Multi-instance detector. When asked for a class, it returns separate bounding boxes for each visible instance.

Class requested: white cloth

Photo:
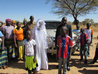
[32,19,48,71]
[85,29,91,42]
[23,39,36,56]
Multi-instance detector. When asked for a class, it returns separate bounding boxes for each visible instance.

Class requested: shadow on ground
[70,59,98,68]
[78,68,98,74]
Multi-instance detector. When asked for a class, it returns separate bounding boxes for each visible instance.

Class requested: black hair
[62,17,67,21]
[87,23,91,26]
[80,28,85,33]
[16,22,19,26]
[30,16,34,19]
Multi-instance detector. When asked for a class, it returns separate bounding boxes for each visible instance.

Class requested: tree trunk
[73,17,79,30]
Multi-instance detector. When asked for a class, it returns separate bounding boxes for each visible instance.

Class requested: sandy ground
[0,32,98,74]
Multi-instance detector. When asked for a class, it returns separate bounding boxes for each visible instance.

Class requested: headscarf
[12,20,15,23]
[6,19,11,23]
[32,19,48,50]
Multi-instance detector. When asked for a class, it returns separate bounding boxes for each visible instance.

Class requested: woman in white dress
[32,19,48,71]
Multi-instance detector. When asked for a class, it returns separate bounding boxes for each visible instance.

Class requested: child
[80,28,89,64]
[0,31,8,69]
[23,30,37,74]
[57,26,73,74]
[13,22,24,60]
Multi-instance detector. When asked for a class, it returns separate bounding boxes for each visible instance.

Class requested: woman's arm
[2,36,4,50]
[14,33,17,47]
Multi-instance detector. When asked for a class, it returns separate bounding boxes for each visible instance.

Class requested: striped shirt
[80,33,89,46]
[57,35,73,59]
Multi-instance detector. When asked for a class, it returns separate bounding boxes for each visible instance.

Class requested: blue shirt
[0,31,3,37]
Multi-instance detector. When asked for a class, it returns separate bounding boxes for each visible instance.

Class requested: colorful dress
[0,31,8,68]
[13,28,24,59]
[23,39,37,71]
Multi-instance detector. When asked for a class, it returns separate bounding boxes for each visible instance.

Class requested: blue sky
[0,0,98,23]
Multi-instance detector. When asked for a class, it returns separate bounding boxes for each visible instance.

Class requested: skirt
[25,55,37,71]
[17,40,24,59]
[5,39,15,58]
[0,49,8,67]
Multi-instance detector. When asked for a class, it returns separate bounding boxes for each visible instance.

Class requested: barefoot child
[23,30,37,74]
[57,26,73,74]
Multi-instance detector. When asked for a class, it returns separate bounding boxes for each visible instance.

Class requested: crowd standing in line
[0,16,97,74]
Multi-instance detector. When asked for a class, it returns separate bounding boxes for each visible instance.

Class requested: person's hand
[33,58,36,63]
[15,44,17,47]
[2,47,4,51]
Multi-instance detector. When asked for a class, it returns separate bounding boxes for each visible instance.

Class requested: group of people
[0,16,97,74]
[0,16,48,74]
[55,17,98,74]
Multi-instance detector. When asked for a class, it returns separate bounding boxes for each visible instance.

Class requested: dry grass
[71,24,98,32]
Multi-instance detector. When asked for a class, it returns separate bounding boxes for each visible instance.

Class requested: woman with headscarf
[32,19,48,71]
[11,20,17,28]
[2,19,15,62]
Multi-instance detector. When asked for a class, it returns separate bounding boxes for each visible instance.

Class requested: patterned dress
[0,31,8,68]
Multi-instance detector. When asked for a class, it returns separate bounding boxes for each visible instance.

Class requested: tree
[82,18,94,25]
[48,0,98,29]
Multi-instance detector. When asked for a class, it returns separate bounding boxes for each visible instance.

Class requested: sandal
[2,66,6,69]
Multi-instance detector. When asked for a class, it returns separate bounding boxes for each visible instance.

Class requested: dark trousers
[93,48,98,62]
[80,45,88,61]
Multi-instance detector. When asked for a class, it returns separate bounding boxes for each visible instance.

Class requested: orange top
[13,28,24,40]
[90,28,93,35]
[86,28,93,35]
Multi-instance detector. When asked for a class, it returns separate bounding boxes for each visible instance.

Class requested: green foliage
[52,0,98,17]
[82,18,94,25]
[49,0,98,27]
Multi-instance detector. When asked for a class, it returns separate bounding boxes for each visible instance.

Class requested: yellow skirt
[25,55,37,70]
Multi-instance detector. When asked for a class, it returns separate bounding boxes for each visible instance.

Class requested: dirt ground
[0,32,98,74]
